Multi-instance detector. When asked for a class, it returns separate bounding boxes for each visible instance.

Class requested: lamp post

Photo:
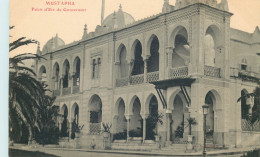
[202,104,209,157]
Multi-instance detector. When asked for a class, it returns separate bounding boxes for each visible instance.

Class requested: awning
[150,77,196,109]
[150,78,196,90]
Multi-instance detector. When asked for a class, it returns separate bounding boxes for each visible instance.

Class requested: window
[241,58,247,71]
[92,59,96,79]
[97,58,101,78]
[92,57,101,79]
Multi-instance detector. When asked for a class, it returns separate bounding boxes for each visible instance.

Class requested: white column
[166,47,173,79]
[70,73,73,94]
[166,109,172,142]
[144,59,148,83]
[60,75,63,96]
[142,115,148,143]
[125,115,131,142]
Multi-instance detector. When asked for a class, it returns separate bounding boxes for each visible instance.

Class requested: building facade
[35,0,260,149]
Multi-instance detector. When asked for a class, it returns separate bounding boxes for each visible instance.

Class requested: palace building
[35,0,260,150]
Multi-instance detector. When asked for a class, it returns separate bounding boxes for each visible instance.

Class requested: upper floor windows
[73,57,81,86]
[92,57,101,79]
[62,60,70,88]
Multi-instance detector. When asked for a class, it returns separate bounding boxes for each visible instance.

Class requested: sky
[9,0,260,58]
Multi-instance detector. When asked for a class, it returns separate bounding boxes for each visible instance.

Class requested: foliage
[145,113,164,140]
[129,129,142,137]
[60,119,69,138]
[241,149,260,157]
[35,104,59,145]
[102,122,112,133]
[185,117,197,135]
[113,130,127,141]
[9,26,57,144]
[71,120,84,139]
[175,122,184,138]
[236,73,260,84]
[238,87,260,124]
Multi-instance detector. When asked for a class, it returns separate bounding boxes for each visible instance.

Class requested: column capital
[165,108,173,114]
[142,55,150,61]
[141,114,149,120]
[127,59,134,65]
[166,47,173,54]
[125,114,132,120]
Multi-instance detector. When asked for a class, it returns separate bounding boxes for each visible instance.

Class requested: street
[10,148,245,157]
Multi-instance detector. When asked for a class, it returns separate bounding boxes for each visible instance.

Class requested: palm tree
[9,26,54,144]
[237,86,260,124]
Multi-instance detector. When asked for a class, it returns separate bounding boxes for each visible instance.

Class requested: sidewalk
[10,144,260,157]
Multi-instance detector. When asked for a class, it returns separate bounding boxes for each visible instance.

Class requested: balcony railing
[230,68,260,79]
[204,66,221,78]
[147,71,159,82]
[89,123,101,134]
[73,86,80,94]
[242,119,260,132]
[130,74,144,85]
[116,77,129,87]
[62,87,71,95]
[169,66,189,79]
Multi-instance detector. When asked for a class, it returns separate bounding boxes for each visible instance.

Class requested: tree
[9,26,56,144]
[185,117,197,136]
[238,86,260,124]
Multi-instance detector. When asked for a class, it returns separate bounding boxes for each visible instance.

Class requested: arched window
[97,58,101,78]
[147,36,159,72]
[131,41,144,75]
[39,66,47,82]
[204,34,215,67]
[62,60,70,88]
[53,63,60,90]
[92,58,101,79]
[92,59,96,79]
[119,46,128,78]
[73,58,80,86]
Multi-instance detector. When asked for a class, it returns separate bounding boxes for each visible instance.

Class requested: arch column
[69,72,73,94]
[58,116,63,132]
[166,109,172,143]
[141,114,149,143]
[68,118,73,141]
[143,59,148,83]
[112,115,119,134]
[60,75,64,96]
[127,60,133,85]
[125,115,131,141]
[166,47,173,79]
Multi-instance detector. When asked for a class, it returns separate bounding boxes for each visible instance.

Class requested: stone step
[161,144,187,152]
[111,143,158,151]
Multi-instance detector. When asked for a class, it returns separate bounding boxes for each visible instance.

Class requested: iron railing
[169,66,189,79]
[115,77,129,87]
[130,74,144,85]
[204,66,221,78]
[147,71,159,82]
[89,123,101,134]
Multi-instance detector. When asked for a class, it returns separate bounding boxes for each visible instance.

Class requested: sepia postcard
[8,0,260,157]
